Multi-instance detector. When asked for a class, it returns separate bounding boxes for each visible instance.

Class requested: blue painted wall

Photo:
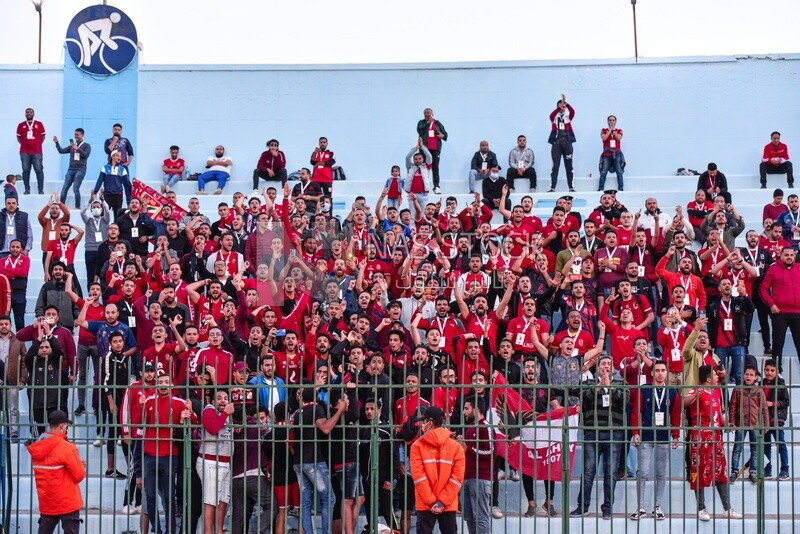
[1,56,799,189]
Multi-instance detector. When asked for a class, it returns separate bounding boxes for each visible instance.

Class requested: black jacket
[116,212,156,256]
[707,296,754,347]
[763,376,790,425]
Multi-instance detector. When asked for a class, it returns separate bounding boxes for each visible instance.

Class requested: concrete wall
[2,56,799,187]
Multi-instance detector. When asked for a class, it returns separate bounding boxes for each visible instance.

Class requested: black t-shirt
[292,402,328,466]
[270,424,297,485]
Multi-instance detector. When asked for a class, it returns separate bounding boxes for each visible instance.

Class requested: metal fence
[5,364,798,534]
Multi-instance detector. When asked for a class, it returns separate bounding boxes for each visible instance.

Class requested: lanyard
[573,300,585,313]
[746,248,758,265]
[720,300,731,317]
[58,240,69,258]
[5,215,14,228]
[299,181,310,195]
[710,248,720,266]
[435,317,448,334]
[26,120,34,132]
[679,275,691,291]
[585,237,596,251]
[668,327,680,347]
[605,247,617,260]
[653,387,666,411]
[6,256,20,270]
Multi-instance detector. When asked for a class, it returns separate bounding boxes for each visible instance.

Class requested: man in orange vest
[410,406,465,534]
[28,410,86,534]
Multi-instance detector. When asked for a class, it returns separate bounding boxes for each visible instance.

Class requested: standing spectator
[759,131,793,188]
[25,331,63,436]
[762,358,790,479]
[404,142,433,210]
[80,193,111,286]
[684,365,742,521]
[198,390,234,534]
[141,373,196,534]
[310,136,336,197]
[706,278,753,385]
[595,230,629,293]
[570,354,627,519]
[3,174,19,201]
[27,410,85,534]
[776,193,800,251]
[0,315,27,439]
[416,108,447,194]
[93,150,129,219]
[740,230,775,353]
[409,406,465,534]
[231,408,273,534]
[460,393,493,534]
[196,145,233,195]
[248,354,286,414]
[701,206,745,252]
[759,246,800,373]
[467,140,498,195]
[291,167,323,216]
[270,402,300,534]
[686,190,715,245]
[116,199,156,261]
[34,262,81,330]
[44,223,84,279]
[54,129,91,208]
[161,145,185,193]
[16,107,46,195]
[547,93,576,192]
[253,139,287,190]
[0,197,33,258]
[629,360,681,521]
[728,365,770,484]
[0,239,30,330]
[598,115,624,191]
[37,195,70,265]
[104,123,134,203]
[358,398,397,533]
[506,134,536,192]
[697,163,730,204]
[762,188,788,224]
[64,276,105,419]
[99,331,129,479]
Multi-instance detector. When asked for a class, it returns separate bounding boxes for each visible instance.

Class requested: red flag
[132,179,189,222]
[489,373,579,481]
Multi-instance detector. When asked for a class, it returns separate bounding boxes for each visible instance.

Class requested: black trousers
[550,142,574,189]
[752,281,771,350]
[506,167,537,189]
[430,149,441,188]
[105,193,123,222]
[760,161,794,186]
[363,478,395,530]
[771,312,800,372]
[38,510,81,534]
[416,511,457,534]
[10,293,25,332]
[253,168,287,189]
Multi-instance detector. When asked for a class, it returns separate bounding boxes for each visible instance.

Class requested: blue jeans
[715,345,745,385]
[577,430,623,515]
[144,454,178,534]
[731,429,758,471]
[198,170,229,191]
[20,152,44,193]
[61,168,86,208]
[462,478,491,534]
[765,423,790,474]
[162,173,182,188]
[599,153,624,190]
[293,462,334,534]
[468,169,484,193]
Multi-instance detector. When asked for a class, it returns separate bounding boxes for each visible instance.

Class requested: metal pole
[37,9,42,64]
[561,411,570,534]
[757,431,765,532]
[631,0,639,63]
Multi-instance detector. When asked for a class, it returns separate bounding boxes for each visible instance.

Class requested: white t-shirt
[207,156,233,173]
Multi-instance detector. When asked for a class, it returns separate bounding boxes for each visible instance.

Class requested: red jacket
[760,261,800,314]
[28,432,85,515]
[762,142,790,164]
[142,394,196,457]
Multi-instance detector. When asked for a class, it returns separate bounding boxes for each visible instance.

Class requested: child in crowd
[728,365,770,484]
[3,174,19,201]
[762,359,790,479]
[384,165,404,208]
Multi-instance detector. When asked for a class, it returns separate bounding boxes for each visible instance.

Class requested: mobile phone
[69,139,74,144]
[46,317,55,325]
[699,310,706,319]
[275,329,287,337]
[289,250,296,258]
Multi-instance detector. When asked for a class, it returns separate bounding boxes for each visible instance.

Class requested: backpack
[332,166,347,181]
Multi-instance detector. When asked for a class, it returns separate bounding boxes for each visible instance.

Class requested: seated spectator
[253,139,287,191]
[598,115,624,191]
[696,162,730,204]
[506,135,536,192]
[468,141,498,194]
[763,188,788,224]
[760,131,793,188]
[161,145,185,193]
[687,189,715,245]
[197,145,232,195]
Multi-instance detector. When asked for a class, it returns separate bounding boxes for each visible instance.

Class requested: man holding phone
[54,129,91,209]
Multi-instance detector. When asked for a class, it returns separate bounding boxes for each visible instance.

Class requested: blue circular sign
[64,5,137,76]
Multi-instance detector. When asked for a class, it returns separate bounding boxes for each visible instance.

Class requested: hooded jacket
[409,426,465,512]
[28,432,85,515]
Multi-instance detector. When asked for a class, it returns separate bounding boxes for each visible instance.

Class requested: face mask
[490,172,499,180]
[91,207,102,217]
[322,203,331,212]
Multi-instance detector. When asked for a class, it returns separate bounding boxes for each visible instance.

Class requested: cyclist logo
[65,5,137,76]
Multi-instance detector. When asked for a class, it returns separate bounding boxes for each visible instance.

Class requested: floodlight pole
[631,0,639,63]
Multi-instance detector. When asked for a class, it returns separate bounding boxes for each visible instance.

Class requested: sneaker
[23,190,30,195]
[654,507,665,520]
[569,188,576,193]
[698,509,711,522]
[569,508,588,518]
[729,471,738,484]
[120,504,140,514]
[548,188,556,193]
[779,471,790,480]
[433,187,442,194]
[749,470,758,484]
[510,469,520,481]
[615,469,627,481]
[286,506,299,517]
[722,509,743,519]
[8,433,19,441]
[524,504,537,517]
[629,509,647,521]
[760,185,767,189]
[252,189,259,195]
[93,438,104,447]
[602,510,612,520]
[764,347,772,355]
[160,184,166,193]
[164,186,171,194]
[491,506,504,519]
[105,469,127,480]
[74,405,86,416]
[497,470,506,480]
[546,504,558,517]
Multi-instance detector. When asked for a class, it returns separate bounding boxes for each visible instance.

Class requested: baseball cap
[233,361,250,373]
[48,410,71,426]
[420,406,444,426]
[143,361,156,372]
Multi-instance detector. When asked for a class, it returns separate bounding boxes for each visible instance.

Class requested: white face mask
[490,172,500,180]
[91,207,102,217]
[322,203,331,212]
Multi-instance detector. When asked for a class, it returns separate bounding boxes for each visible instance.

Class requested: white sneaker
[120,505,140,515]
[491,506,504,519]
[93,438,104,447]
[698,509,711,522]
[510,470,520,481]
[496,470,506,480]
[722,509,743,519]
[433,187,442,194]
